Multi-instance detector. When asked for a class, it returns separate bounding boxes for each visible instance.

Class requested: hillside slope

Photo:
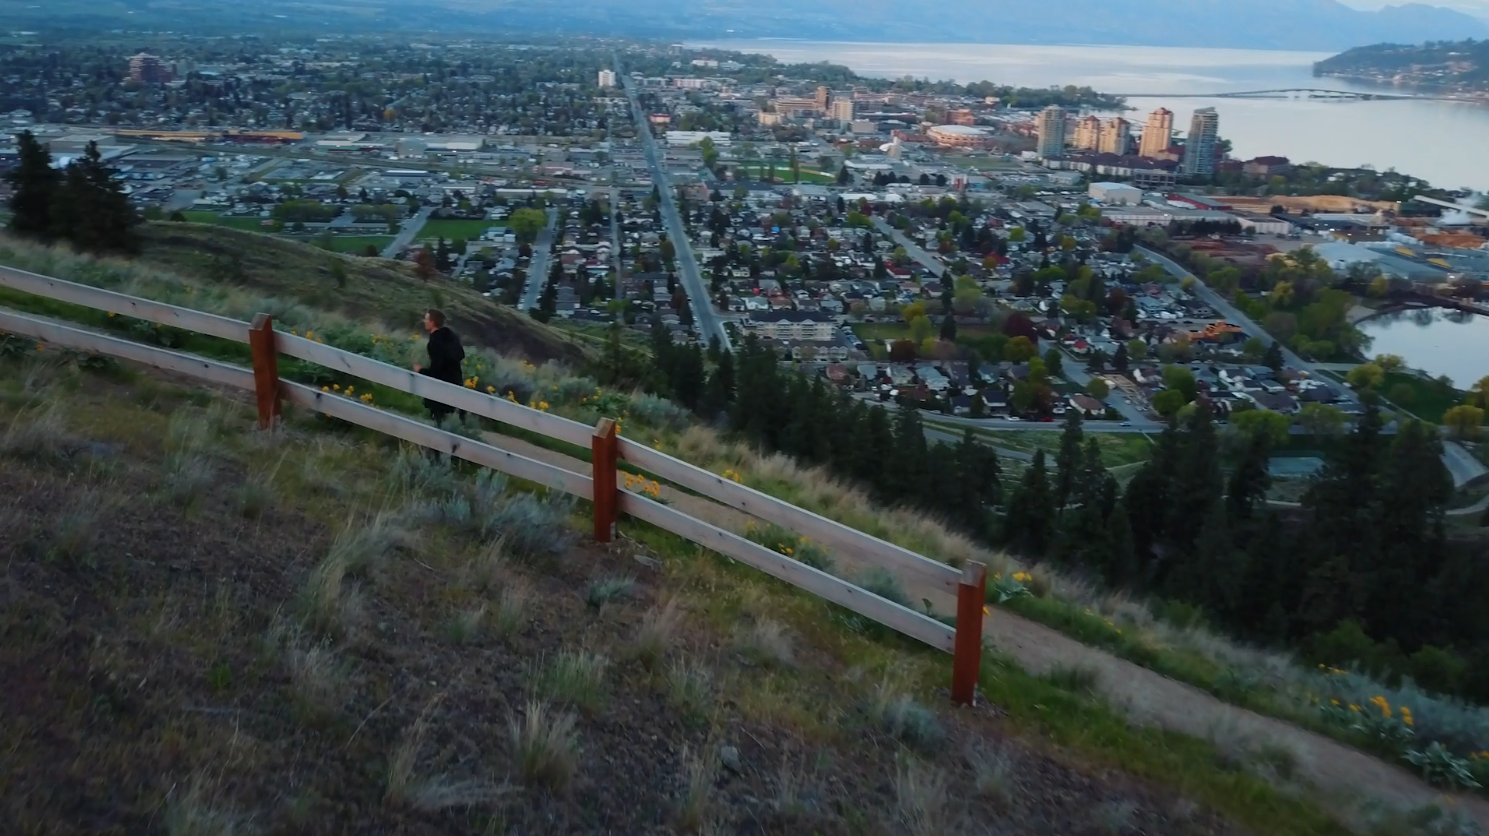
[136,222,592,368]
[0,353,1263,835]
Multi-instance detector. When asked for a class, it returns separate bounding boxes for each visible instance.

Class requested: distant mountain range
[18,0,1489,52]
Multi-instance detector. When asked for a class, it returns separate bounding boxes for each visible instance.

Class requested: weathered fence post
[248,313,281,431]
[951,561,987,706]
[592,418,619,542]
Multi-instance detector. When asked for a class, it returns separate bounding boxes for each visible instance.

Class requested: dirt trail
[487,432,1489,828]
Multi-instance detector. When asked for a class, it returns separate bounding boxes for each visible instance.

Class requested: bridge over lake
[1113,88,1450,101]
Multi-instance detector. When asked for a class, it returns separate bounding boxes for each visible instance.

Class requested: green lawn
[418,219,496,242]
[1379,370,1462,423]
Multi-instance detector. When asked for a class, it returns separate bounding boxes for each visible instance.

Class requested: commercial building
[830,98,855,123]
[1035,105,1067,158]
[926,124,993,149]
[128,53,172,84]
[1243,156,1292,176]
[816,86,831,111]
[1089,182,1141,205]
[1182,107,1220,177]
[597,69,617,88]
[1138,107,1173,158]
[1234,212,1294,235]
[664,130,732,147]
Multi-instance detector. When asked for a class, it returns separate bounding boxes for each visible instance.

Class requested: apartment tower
[1035,105,1067,158]
[1182,107,1220,176]
[1138,107,1173,158]
[1073,115,1102,151]
[128,53,171,84]
[1098,117,1132,155]
[597,69,618,88]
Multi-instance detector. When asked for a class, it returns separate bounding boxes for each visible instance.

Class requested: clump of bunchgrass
[965,743,1016,803]
[386,693,443,807]
[508,700,579,791]
[666,657,714,724]
[490,577,531,640]
[442,603,486,645]
[867,681,945,750]
[237,472,274,519]
[745,523,833,572]
[585,575,636,611]
[46,489,108,565]
[285,636,345,726]
[632,599,684,670]
[531,649,609,713]
[1044,663,1101,697]
[732,619,795,669]
[676,744,718,832]
[893,757,952,836]
[1093,799,1139,834]
[0,398,78,461]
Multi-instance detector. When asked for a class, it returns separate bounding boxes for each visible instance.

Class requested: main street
[519,207,560,311]
[381,206,433,258]
[618,68,730,349]
[872,217,945,279]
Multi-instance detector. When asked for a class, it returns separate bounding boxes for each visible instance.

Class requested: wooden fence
[0,264,987,703]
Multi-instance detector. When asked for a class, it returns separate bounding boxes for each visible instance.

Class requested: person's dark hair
[425,308,447,328]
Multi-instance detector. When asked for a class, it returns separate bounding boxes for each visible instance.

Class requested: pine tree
[1053,410,1084,515]
[68,141,140,253]
[1104,500,1137,585]
[1226,430,1272,523]
[5,130,60,240]
[939,314,957,342]
[1005,449,1054,558]
[700,349,735,421]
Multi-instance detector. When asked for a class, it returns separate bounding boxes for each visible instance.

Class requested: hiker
[413,308,465,425]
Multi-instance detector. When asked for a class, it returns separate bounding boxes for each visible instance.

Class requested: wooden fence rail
[0,267,985,702]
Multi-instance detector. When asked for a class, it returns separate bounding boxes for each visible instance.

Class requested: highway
[381,206,433,258]
[872,217,945,278]
[618,67,730,349]
[519,207,560,311]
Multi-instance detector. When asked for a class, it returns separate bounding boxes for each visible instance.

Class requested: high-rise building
[597,69,618,88]
[1098,117,1132,155]
[128,53,172,84]
[1035,105,1067,158]
[1073,115,1102,151]
[1138,107,1173,158]
[1182,107,1220,176]
[829,98,855,123]
[815,85,830,111]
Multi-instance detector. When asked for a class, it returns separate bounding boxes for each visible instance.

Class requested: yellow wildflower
[333,384,341,391]
[486,385,496,394]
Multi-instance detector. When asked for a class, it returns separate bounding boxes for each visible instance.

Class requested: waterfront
[696,41,1489,191]
[1359,308,1489,388]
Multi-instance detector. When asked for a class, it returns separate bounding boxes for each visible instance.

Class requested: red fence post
[592,418,618,542]
[951,561,987,706]
[248,313,281,431]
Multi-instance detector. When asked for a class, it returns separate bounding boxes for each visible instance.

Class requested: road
[618,66,730,349]
[382,206,433,259]
[1054,347,1158,428]
[872,217,944,279]
[608,185,624,283]
[1442,440,1489,488]
[1134,245,1350,400]
[519,207,560,311]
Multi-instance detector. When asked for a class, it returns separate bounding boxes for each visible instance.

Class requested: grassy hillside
[135,222,591,367]
[1,352,1310,836]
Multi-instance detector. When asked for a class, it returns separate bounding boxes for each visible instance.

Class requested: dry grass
[632,598,684,670]
[666,657,714,724]
[965,742,1016,804]
[1094,798,1139,834]
[285,636,344,726]
[163,774,240,836]
[866,680,945,751]
[0,398,77,462]
[732,618,795,669]
[893,757,954,836]
[385,693,444,807]
[508,700,579,791]
[676,744,718,832]
[489,576,531,639]
[45,486,111,565]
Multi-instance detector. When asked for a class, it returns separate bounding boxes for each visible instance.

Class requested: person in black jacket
[413,308,465,425]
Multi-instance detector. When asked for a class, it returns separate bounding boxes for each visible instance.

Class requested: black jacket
[421,326,465,385]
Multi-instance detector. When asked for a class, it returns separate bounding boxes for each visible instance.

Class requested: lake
[694,40,1489,192]
[1359,308,1489,388]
